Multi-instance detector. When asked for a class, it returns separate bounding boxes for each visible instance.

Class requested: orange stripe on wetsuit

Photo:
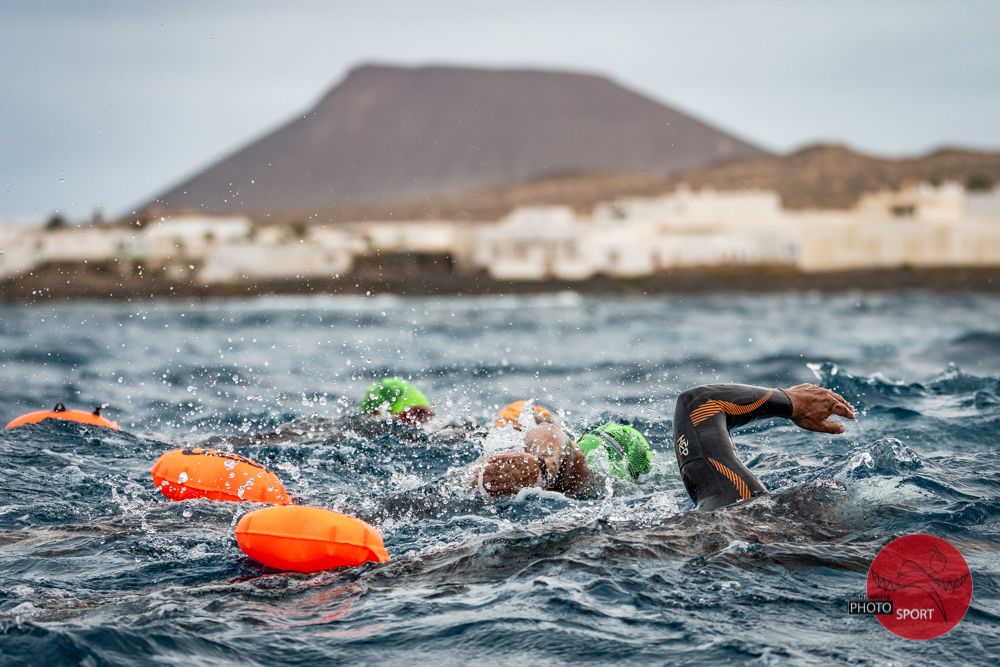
[707,457,752,501]
[673,384,793,510]
[689,391,773,427]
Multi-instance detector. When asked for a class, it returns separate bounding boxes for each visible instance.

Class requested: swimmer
[674,383,855,510]
[472,420,654,497]
[359,377,434,426]
[472,383,853,508]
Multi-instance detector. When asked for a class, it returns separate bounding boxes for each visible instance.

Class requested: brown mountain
[147,63,767,216]
[297,143,997,223]
[665,143,1000,209]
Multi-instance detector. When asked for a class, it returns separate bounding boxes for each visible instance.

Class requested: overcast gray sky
[2,0,998,220]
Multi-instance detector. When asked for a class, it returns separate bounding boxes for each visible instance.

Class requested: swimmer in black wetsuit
[674,383,855,510]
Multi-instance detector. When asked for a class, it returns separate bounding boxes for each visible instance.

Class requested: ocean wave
[1,294,998,665]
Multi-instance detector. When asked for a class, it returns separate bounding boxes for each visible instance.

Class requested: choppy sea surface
[1,292,998,666]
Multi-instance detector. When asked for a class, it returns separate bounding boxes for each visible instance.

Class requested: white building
[967,188,1000,220]
[36,225,129,263]
[141,215,251,261]
[591,188,794,271]
[355,221,459,255]
[655,232,797,268]
[199,224,357,284]
[199,240,353,284]
[794,183,1000,272]
[470,206,602,280]
[955,221,1000,266]
[595,187,784,233]
[853,182,965,224]
[0,223,43,279]
[468,192,797,280]
[312,226,367,255]
[584,223,658,277]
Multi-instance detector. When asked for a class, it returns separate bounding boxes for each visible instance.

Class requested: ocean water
[0,292,998,666]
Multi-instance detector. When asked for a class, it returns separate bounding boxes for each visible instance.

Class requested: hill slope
[149,63,767,215]
[294,143,998,223]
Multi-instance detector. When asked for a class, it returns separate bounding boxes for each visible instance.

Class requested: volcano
[149,63,767,216]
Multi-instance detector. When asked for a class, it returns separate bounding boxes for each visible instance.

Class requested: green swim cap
[358,378,430,415]
[577,423,653,481]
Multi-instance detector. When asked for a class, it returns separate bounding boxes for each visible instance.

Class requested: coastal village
[5,63,1000,297]
[1,181,999,293]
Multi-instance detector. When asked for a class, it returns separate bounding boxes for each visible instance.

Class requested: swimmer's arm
[521,424,591,495]
[471,422,593,497]
[677,383,855,433]
[471,452,555,496]
[783,383,856,433]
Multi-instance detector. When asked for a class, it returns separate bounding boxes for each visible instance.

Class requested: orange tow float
[235,506,390,572]
[150,448,390,572]
[6,403,120,430]
[151,448,291,505]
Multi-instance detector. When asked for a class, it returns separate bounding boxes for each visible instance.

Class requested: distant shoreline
[1,264,998,302]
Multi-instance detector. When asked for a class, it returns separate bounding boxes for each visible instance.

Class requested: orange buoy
[495,400,553,428]
[151,448,290,505]
[5,403,120,430]
[235,506,390,572]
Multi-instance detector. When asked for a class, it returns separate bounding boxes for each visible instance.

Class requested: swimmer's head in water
[577,423,653,481]
[358,378,433,425]
[496,400,555,430]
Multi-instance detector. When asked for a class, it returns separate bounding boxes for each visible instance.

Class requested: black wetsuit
[673,384,793,510]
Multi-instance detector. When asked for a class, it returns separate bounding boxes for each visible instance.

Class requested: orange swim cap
[151,448,291,505]
[495,400,553,429]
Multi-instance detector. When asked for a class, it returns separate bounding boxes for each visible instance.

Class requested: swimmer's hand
[784,383,856,434]
[471,453,543,496]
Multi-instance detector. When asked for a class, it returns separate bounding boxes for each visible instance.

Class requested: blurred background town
[2,3,999,298]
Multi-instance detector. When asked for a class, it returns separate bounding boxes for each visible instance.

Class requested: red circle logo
[867,533,973,640]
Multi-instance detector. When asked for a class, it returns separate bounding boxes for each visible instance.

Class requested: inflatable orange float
[235,506,389,572]
[151,448,290,505]
[495,400,553,429]
[6,403,120,430]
